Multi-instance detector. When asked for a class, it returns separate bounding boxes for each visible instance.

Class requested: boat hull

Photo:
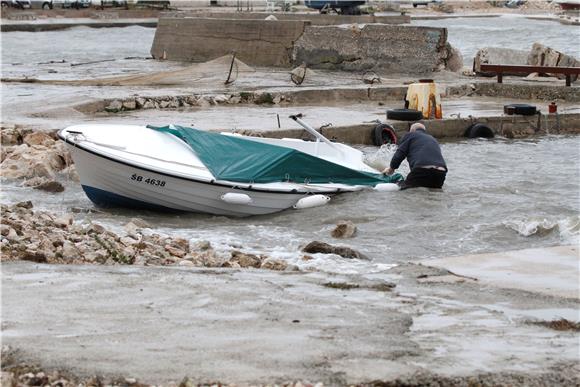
[68,144,311,217]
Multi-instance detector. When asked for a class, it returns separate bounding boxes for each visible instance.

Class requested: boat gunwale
[57,130,346,195]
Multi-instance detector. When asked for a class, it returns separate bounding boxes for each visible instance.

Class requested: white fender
[293,195,330,209]
[221,192,253,205]
[374,183,400,192]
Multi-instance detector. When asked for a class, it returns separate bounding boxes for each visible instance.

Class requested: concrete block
[151,17,308,67]
[473,47,529,74]
[292,24,453,74]
[528,42,579,81]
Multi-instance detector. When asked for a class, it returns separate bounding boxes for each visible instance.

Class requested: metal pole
[289,115,337,148]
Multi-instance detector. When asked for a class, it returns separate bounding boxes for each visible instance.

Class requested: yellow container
[405,80,442,119]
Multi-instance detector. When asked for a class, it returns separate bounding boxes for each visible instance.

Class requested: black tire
[372,123,398,146]
[42,2,51,9]
[504,103,537,116]
[387,108,423,121]
[464,123,494,139]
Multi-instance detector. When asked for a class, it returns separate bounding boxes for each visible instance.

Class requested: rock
[33,180,65,193]
[142,100,156,109]
[0,372,15,387]
[23,132,55,147]
[124,222,142,239]
[83,251,103,263]
[213,94,229,103]
[169,237,189,252]
[61,241,80,261]
[135,97,147,109]
[363,72,381,84]
[265,14,278,21]
[122,99,137,110]
[20,249,47,263]
[105,99,123,113]
[130,217,150,229]
[473,47,529,74]
[331,220,357,239]
[86,222,106,234]
[178,259,195,267]
[197,250,223,266]
[165,244,186,258]
[445,44,463,73]
[184,95,199,106]
[179,377,196,387]
[260,258,288,271]
[120,236,138,246]
[15,201,33,209]
[228,250,263,268]
[1,127,24,146]
[192,240,211,251]
[167,98,180,109]
[0,143,67,179]
[54,214,73,228]
[290,63,308,85]
[221,260,241,268]
[0,225,10,237]
[302,241,368,260]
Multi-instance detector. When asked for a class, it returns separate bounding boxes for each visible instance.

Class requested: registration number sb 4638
[130,174,166,187]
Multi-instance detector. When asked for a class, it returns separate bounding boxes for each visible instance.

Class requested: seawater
[2,136,578,273]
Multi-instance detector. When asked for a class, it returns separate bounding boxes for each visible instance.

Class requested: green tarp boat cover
[148,125,403,186]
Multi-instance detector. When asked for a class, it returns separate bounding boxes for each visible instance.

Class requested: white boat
[58,116,401,217]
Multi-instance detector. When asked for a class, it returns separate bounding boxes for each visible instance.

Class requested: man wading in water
[382,123,447,190]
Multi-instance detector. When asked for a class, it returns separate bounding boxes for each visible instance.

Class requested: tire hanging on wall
[386,108,423,121]
[372,123,398,146]
[463,123,495,139]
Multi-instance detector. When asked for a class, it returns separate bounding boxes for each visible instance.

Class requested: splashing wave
[504,216,580,242]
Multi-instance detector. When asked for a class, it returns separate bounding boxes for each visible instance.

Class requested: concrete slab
[421,245,580,299]
[1,263,417,385]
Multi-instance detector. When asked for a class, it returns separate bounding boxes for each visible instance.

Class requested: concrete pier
[150,17,455,72]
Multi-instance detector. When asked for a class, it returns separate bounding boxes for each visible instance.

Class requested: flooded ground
[1,18,579,273]
[1,14,579,385]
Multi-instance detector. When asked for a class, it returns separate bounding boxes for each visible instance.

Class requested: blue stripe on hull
[82,185,177,212]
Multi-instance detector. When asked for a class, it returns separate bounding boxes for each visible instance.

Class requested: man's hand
[382,167,395,175]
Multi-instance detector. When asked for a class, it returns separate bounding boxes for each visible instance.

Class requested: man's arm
[389,133,413,170]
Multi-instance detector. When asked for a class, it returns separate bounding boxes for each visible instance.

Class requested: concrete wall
[151,17,308,66]
[260,113,580,144]
[293,24,451,73]
[151,17,453,73]
[448,82,580,102]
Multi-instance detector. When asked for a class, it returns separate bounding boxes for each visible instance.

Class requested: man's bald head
[410,123,426,132]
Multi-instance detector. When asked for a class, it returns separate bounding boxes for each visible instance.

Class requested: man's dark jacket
[390,129,447,170]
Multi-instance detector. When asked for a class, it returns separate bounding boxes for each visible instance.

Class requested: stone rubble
[0,126,73,183]
[102,91,289,114]
[0,202,294,272]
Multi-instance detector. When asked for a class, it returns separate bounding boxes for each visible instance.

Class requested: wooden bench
[479,64,580,87]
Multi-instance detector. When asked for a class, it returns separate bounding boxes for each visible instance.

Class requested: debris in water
[527,318,580,332]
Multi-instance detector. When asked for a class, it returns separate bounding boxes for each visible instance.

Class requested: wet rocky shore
[1,200,295,270]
